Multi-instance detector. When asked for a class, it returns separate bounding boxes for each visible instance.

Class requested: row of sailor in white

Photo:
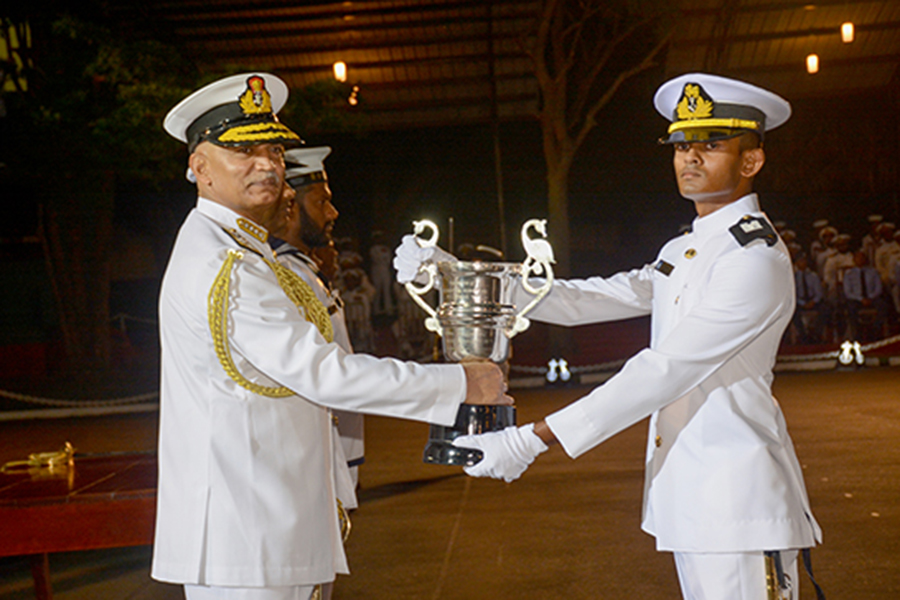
[512,194,821,552]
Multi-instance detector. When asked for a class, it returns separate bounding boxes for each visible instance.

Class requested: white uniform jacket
[152,199,465,587]
[274,245,362,509]
[521,194,822,553]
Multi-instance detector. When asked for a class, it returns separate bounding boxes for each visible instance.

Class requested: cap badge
[676,84,713,121]
[239,76,274,116]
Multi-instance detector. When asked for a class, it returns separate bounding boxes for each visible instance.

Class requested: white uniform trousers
[674,550,799,600]
[184,583,333,600]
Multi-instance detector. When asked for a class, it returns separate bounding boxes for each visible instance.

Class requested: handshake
[392,235,551,483]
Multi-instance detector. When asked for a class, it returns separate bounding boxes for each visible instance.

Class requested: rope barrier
[509,333,900,378]
[0,311,158,410]
[0,330,897,407]
[0,387,158,408]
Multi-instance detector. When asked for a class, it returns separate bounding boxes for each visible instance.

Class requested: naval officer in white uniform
[397,73,823,599]
[271,145,365,500]
[151,72,509,600]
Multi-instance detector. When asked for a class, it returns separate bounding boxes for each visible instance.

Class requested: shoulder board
[222,228,265,257]
[729,216,778,247]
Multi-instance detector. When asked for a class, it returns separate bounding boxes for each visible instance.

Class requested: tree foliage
[523,0,674,277]
[2,8,198,378]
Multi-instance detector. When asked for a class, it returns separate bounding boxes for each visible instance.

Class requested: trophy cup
[404,219,555,465]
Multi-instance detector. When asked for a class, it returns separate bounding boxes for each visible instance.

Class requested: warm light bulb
[806,54,819,74]
[333,61,347,82]
[841,22,854,43]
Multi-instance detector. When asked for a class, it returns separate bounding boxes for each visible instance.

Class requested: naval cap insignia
[239,75,273,116]
[676,83,714,121]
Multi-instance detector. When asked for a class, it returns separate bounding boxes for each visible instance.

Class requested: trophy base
[423,440,484,466]
[423,404,516,466]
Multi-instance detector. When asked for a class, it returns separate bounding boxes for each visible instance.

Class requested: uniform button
[655,435,662,448]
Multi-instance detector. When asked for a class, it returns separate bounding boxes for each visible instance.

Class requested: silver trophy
[405,219,555,465]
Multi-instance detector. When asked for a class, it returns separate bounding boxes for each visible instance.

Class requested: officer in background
[153,72,509,600]
[793,252,825,344]
[843,250,889,341]
[400,73,824,599]
[271,146,365,492]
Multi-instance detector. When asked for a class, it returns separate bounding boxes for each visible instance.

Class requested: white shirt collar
[690,193,761,239]
[196,197,274,258]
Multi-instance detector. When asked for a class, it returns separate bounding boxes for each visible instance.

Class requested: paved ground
[1,367,898,599]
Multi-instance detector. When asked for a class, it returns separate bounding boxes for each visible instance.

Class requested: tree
[280,78,369,138]
[523,0,673,278]
[2,10,193,380]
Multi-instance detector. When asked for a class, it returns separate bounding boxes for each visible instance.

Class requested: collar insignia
[676,83,714,121]
[237,218,268,243]
[239,76,273,116]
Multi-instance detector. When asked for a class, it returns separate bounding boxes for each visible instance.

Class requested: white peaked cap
[163,72,300,150]
[654,73,791,143]
[285,146,332,187]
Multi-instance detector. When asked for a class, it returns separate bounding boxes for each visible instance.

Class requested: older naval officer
[397,74,824,599]
[152,72,509,600]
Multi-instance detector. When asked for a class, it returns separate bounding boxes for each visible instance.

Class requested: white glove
[392,234,457,284]
[453,424,548,483]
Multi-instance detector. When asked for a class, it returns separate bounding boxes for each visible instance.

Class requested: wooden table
[0,452,157,599]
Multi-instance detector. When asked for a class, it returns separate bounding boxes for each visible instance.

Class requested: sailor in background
[272,146,365,492]
[402,73,825,599]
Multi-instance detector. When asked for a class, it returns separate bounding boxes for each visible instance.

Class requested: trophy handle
[403,219,443,336]
[509,219,555,338]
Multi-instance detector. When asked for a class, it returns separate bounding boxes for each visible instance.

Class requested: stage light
[806,54,819,74]
[333,61,347,82]
[841,22,854,43]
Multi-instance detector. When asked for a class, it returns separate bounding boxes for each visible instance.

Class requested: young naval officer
[153,72,510,600]
[270,146,365,498]
[396,73,824,599]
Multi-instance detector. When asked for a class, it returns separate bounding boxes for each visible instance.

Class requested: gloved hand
[393,235,456,284]
[453,424,548,483]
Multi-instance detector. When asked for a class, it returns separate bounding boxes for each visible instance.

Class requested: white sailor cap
[835,233,852,244]
[819,226,838,240]
[654,73,791,144]
[284,146,331,188]
[163,72,302,152]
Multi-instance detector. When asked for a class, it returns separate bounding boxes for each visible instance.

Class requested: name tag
[655,260,675,276]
